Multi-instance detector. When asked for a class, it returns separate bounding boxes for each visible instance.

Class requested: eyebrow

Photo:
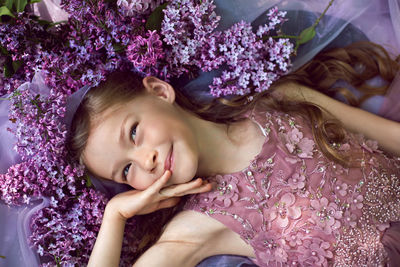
[119,115,129,144]
[110,115,129,180]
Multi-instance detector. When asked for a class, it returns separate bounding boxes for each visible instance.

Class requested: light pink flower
[310,197,342,234]
[266,192,301,228]
[339,143,351,152]
[348,194,363,210]
[288,173,305,190]
[284,128,315,158]
[334,180,348,197]
[209,174,239,207]
[252,231,289,265]
[298,239,333,266]
[361,139,380,153]
[343,210,357,228]
[285,230,307,247]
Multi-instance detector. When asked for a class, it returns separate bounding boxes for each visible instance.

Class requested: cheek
[169,139,199,185]
[130,174,155,190]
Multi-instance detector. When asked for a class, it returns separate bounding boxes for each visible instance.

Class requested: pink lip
[164,145,174,172]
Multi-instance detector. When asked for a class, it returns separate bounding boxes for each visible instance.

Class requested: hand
[105,170,212,221]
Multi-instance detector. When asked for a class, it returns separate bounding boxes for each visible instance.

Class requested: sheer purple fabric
[1,0,400,266]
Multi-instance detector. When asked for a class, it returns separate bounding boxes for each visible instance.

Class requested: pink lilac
[117,0,165,16]
[126,30,165,75]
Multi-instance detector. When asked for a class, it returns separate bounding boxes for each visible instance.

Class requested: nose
[134,147,158,172]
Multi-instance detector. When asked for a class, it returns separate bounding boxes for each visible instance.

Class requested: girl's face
[82,77,199,190]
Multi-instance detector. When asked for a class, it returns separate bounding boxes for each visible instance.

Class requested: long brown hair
[68,41,399,260]
[170,41,399,166]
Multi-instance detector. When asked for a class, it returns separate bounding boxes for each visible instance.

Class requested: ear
[142,76,175,104]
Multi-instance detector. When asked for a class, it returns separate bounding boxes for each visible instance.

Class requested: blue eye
[123,164,131,181]
[130,124,137,142]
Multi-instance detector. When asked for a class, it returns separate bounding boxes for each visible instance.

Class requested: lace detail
[184,107,400,266]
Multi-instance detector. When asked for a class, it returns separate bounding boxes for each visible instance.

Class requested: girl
[68,42,400,266]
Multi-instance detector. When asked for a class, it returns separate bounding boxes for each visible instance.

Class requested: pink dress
[184,105,400,266]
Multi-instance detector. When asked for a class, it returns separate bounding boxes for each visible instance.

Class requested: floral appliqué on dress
[184,107,400,266]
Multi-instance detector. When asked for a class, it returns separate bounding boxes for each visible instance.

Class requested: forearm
[88,205,126,267]
[274,82,400,156]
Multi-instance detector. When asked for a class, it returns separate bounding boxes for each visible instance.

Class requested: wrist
[104,201,128,223]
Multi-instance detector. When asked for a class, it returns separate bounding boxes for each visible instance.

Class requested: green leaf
[85,174,92,188]
[36,19,52,25]
[12,60,23,72]
[29,0,42,3]
[4,62,14,78]
[0,45,8,55]
[54,255,61,267]
[0,255,5,259]
[113,43,125,53]
[15,0,28,12]
[5,0,13,10]
[145,2,168,31]
[296,26,316,46]
[0,6,15,17]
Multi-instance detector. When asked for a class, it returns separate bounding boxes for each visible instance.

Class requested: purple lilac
[117,0,166,16]
[126,30,165,76]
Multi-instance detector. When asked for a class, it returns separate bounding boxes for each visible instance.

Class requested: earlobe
[143,76,175,103]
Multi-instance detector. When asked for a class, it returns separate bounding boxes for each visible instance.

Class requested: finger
[174,182,213,196]
[159,178,203,197]
[147,170,172,195]
[137,197,180,215]
[157,197,181,209]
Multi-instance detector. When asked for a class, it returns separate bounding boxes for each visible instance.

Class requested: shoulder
[134,211,227,267]
[151,210,254,263]
[158,210,228,244]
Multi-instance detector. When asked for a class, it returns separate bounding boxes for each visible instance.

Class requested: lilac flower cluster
[0,0,294,265]
[0,14,61,95]
[126,30,166,77]
[0,77,108,264]
[0,0,162,264]
[42,0,139,94]
[117,0,166,16]
[161,0,221,76]
[161,4,293,97]
[30,187,107,265]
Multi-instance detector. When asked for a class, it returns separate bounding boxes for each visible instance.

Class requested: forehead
[89,93,150,129]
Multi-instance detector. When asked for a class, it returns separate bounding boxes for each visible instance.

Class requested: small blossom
[251,231,289,265]
[209,175,240,207]
[334,180,348,197]
[284,127,315,158]
[288,173,306,190]
[310,197,342,234]
[298,239,333,266]
[266,192,301,228]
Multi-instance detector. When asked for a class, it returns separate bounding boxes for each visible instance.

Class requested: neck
[178,106,242,177]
